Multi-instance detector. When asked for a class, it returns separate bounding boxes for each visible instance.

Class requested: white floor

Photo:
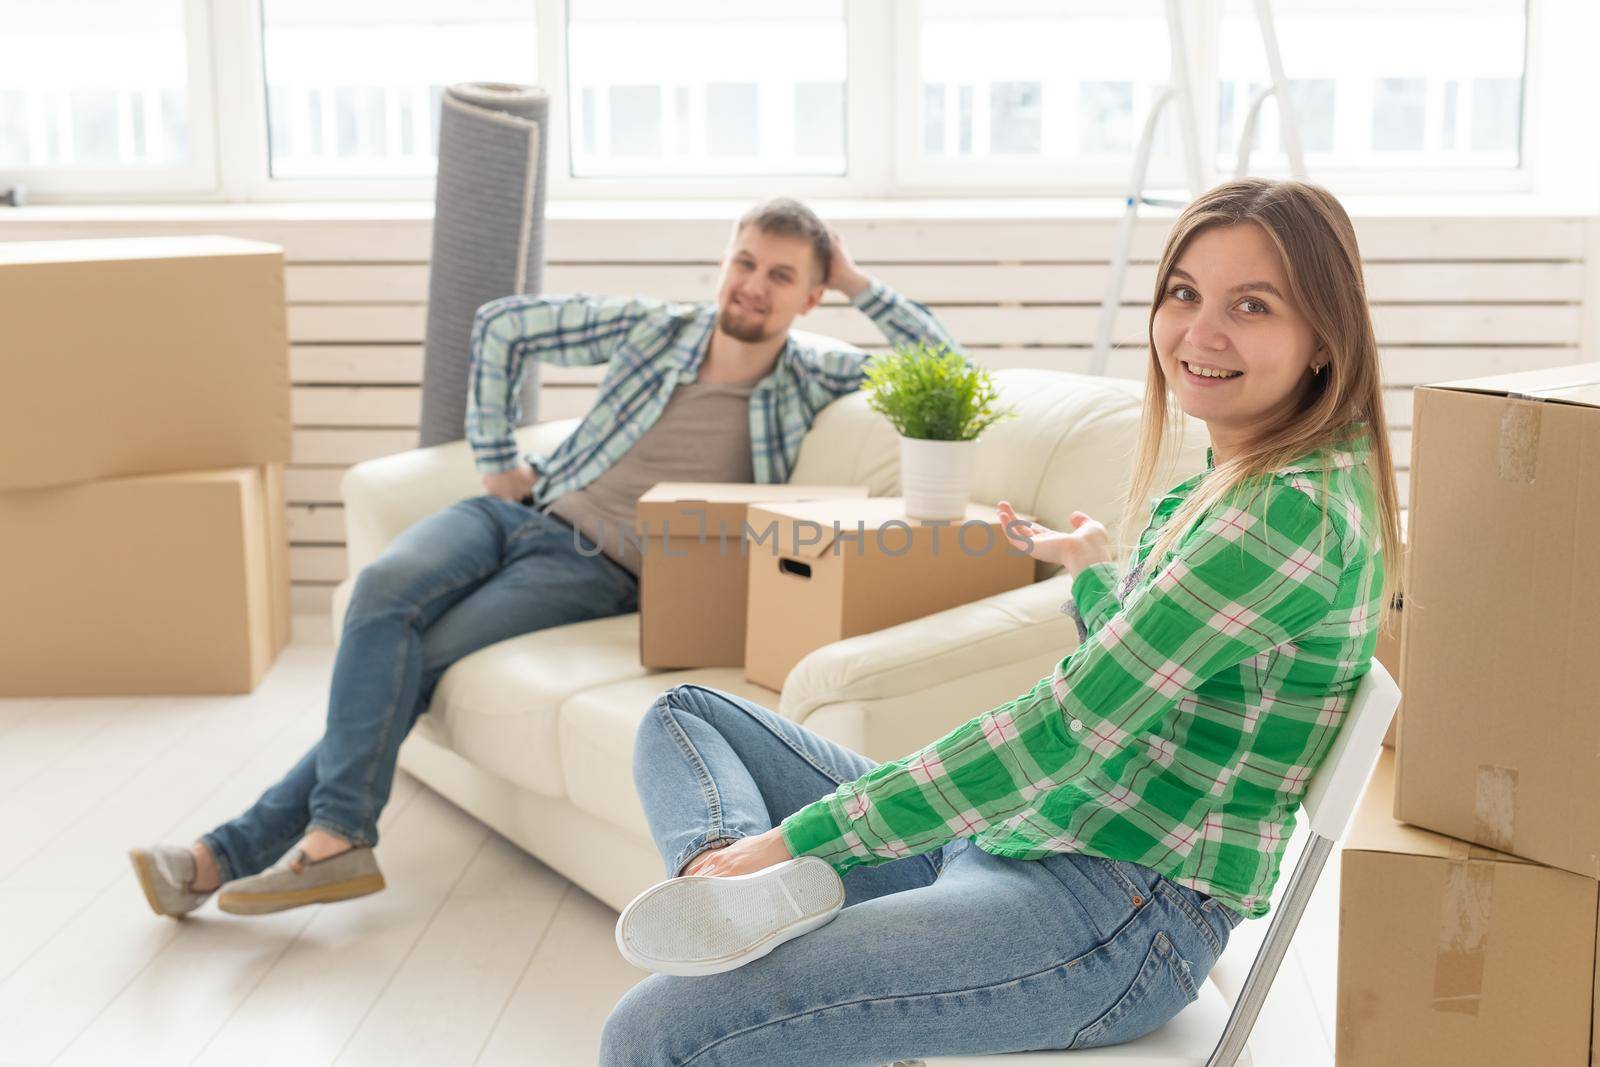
[0,621,1343,1067]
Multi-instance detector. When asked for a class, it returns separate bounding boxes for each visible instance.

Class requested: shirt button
[1070,719,1084,732]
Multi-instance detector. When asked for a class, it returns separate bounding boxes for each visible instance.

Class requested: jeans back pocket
[1067,931,1199,1051]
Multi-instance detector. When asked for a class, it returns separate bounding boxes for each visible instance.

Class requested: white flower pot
[899,435,978,520]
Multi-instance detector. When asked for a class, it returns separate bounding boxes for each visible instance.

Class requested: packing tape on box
[1432,838,1494,1017]
[1497,402,1541,486]
[1473,763,1519,853]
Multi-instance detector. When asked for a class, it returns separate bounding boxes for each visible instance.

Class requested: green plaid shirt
[780,422,1385,918]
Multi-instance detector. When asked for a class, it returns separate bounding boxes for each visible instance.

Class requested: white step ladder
[1089,0,1309,378]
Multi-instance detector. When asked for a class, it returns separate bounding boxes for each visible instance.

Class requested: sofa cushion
[787,390,901,494]
[426,613,657,798]
[558,671,780,841]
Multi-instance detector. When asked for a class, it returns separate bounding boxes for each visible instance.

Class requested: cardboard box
[1338,750,1600,1066]
[0,236,291,491]
[743,497,1035,690]
[1377,537,1405,749]
[0,465,290,695]
[1394,363,1600,879]
[636,482,868,669]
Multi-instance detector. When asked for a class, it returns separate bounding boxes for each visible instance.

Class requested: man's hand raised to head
[825,227,871,301]
[482,464,539,504]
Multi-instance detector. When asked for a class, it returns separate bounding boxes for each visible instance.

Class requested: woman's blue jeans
[202,495,638,882]
[602,684,1244,1066]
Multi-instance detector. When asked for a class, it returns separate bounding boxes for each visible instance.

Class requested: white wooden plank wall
[1,214,1591,615]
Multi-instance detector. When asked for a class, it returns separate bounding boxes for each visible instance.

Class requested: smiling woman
[1126,178,1399,589]
[1154,224,1323,462]
[600,181,1405,1066]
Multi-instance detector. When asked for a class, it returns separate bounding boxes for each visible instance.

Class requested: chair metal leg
[1206,834,1335,1067]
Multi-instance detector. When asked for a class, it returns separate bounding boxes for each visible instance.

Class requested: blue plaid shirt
[465,281,961,508]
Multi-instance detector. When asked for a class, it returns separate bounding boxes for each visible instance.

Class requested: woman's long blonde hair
[1115,178,1403,636]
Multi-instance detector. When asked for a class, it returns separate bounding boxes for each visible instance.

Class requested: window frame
[0,0,220,199]
[889,0,1196,196]
[1,0,1562,204]
[541,0,888,200]
[889,0,1540,198]
[1197,0,1539,196]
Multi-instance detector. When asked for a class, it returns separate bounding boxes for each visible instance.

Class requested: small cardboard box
[1338,750,1600,1066]
[743,497,1035,691]
[636,482,868,669]
[1393,363,1600,878]
[0,235,291,491]
[0,464,291,695]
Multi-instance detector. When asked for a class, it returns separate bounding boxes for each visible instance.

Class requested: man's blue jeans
[202,495,638,882]
[602,684,1244,1065]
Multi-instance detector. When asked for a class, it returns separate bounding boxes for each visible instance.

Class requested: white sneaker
[615,856,845,977]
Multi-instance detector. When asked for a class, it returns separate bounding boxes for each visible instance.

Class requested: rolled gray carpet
[420,82,550,449]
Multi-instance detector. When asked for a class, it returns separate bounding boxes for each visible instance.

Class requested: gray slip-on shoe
[128,844,215,918]
[216,846,385,916]
[614,856,845,977]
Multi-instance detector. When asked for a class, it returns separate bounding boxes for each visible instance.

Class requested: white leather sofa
[332,367,1211,914]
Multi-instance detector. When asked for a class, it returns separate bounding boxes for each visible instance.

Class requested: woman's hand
[997,500,1114,576]
[682,827,794,879]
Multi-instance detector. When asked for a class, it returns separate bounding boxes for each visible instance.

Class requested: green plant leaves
[861,342,1016,442]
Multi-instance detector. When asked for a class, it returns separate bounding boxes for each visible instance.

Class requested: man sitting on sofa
[129,197,964,918]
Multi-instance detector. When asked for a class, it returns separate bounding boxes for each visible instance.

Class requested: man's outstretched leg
[130,498,636,918]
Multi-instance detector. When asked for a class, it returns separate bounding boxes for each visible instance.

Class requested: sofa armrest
[777,574,1079,761]
[341,418,580,572]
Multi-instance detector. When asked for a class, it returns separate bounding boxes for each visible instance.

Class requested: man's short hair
[736,198,832,284]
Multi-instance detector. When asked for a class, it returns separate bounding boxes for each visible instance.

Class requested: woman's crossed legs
[603,684,1238,1067]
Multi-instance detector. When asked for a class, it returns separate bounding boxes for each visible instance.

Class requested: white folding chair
[915,657,1402,1067]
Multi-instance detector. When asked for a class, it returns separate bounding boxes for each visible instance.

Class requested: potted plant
[862,342,1015,520]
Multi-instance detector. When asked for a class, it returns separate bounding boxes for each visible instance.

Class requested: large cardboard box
[0,465,291,695]
[636,483,868,669]
[1338,750,1600,1066]
[0,236,291,491]
[1394,363,1600,879]
[743,498,1035,690]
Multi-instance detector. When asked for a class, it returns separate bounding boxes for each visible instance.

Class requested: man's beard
[717,306,770,343]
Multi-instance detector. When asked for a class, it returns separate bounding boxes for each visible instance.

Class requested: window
[1215,0,1527,172]
[1372,79,1427,153]
[1078,82,1134,155]
[0,0,210,192]
[905,0,1174,187]
[260,0,538,179]
[607,86,662,156]
[991,82,1043,155]
[0,0,1560,201]
[706,84,759,157]
[565,0,847,178]
[794,83,845,158]
[1471,78,1521,152]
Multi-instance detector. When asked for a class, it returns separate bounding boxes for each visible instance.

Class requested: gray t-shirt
[548,376,759,575]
